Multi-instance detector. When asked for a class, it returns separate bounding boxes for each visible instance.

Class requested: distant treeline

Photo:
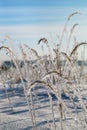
[0,60,87,71]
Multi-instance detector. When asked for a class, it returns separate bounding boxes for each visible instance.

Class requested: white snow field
[0,80,87,130]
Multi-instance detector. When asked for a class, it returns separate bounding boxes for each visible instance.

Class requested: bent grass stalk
[66,23,79,53]
[20,45,38,130]
[0,45,37,129]
[59,12,81,47]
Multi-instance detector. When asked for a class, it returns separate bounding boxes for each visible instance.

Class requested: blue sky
[0,0,87,60]
[0,0,87,26]
[0,0,87,7]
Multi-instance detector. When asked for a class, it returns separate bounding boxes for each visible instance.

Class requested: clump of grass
[0,12,87,130]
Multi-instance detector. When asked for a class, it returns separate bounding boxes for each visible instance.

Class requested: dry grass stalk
[0,46,13,55]
[59,52,71,62]
[29,80,56,94]
[70,42,87,56]
[38,37,48,44]
[48,92,56,130]
[24,44,41,59]
[66,24,79,52]
[60,12,81,47]
[45,70,69,80]
[67,12,81,21]
[59,103,63,130]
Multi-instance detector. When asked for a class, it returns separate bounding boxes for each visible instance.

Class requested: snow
[0,82,87,130]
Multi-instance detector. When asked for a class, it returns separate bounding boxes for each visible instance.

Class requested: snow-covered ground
[0,81,87,130]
